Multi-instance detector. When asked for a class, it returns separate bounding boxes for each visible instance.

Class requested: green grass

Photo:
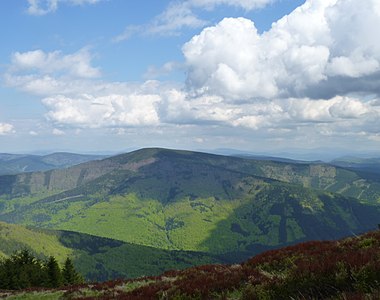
[0,221,222,282]
[0,222,72,263]
[3,180,378,260]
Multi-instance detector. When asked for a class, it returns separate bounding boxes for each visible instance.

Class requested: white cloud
[5,48,103,97]
[183,0,380,101]
[189,0,274,10]
[114,2,207,41]
[11,48,100,78]
[113,25,142,43]
[52,128,65,136]
[147,2,207,36]
[0,123,15,135]
[114,0,274,41]
[27,0,101,16]
[43,92,161,128]
[144,61,184,79]
[6,0,380,151]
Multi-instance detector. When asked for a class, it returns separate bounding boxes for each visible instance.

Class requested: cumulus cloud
[5,48,102,96]
[0,123,15,135]
[27,0,101,16]
[43,92,161,128]
[11,48,100,78]
[183,0,380,101]
[6,0,380,151]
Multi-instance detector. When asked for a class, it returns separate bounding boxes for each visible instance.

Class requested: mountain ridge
[0,148,379,261]
[0,152,107,175]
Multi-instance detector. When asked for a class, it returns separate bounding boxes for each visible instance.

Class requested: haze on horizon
[0,0,379,158]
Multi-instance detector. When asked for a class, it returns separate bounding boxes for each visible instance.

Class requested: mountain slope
[107,229,380,299]
[4,230,380,299]
[331,156,380,175]
[0,148,379,260]
[0,152,106,175]
[0,221,222,281]
[1,148,380,203]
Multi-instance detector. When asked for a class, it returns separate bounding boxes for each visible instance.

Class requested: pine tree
[0,249,46,290]
[62,257,83,285]
[45,256,63,288]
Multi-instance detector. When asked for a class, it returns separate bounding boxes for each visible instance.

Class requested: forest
[0,249,83,290]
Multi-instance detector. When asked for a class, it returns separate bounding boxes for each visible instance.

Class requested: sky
[0,0,380,157]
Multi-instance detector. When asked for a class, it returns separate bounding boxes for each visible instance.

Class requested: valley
[0,148,379,282]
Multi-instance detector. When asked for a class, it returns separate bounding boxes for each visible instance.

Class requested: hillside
[1,148,379,203]
[331,156,380,175]
[0,152,106,175]
[0,221,222,281]
[2,230,379,299]
[0,148,379,261]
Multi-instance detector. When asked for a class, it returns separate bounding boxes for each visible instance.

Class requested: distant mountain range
[331,156,380,175]
[0,148,379,281]
[0,152,107,175]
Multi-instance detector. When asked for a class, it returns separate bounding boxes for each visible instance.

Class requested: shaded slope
[0,150,378,258]
[5,230,380,299]
[0,221,222,282]
[0,148,379,259]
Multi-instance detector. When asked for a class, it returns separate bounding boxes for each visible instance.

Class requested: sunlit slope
[0,221,221,281]
[0,148,378,259]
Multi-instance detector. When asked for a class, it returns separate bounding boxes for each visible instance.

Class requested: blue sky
[0,0,380,158]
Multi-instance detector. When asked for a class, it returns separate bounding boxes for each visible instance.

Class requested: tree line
[0,249,83,290]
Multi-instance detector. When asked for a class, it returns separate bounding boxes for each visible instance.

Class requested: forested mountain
[0,148,379,266]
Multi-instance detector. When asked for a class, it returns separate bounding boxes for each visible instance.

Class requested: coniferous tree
[45,256,63,288]
[0,249,46,290]
[62,257,83,285]
[0,250,84,290]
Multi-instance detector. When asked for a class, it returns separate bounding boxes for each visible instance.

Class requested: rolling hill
[0,148,379,261]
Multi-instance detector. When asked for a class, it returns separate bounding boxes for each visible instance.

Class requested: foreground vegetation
[0,249,82,290]
[0,221,221,282]
[1,230,379,299]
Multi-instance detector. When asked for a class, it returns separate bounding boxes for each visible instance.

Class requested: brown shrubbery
[2,231,379,299]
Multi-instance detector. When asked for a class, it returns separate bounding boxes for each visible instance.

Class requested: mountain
[331,156,380,175]
[0,148,379,261]
[3,230,379,299]
[0,152,106,175]
[0,221,222,281]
